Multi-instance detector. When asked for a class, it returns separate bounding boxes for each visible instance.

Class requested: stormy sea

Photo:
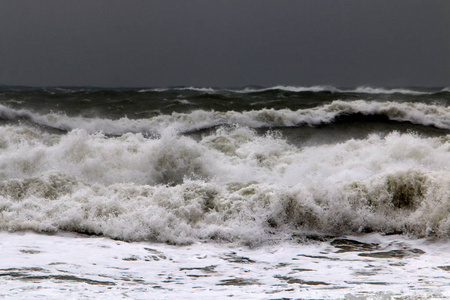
[0,85,449,299]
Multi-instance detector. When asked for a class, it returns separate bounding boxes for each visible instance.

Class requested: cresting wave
[134,85,448,95]
[0,100,449,135]
[139,87,217,93]
[0,124,449,245]
[235,85,437,95]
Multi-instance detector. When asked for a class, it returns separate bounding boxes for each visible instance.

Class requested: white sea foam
[1,231,449,299]
[139,87,217,93]
[175,87,217,93]
[350,86,429,95]
[0,125,449,245]
[1,100,449,135]
[176,99,194,105]
[5,99,24,104]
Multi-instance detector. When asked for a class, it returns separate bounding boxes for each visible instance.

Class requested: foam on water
[0,124,449,245]
[351,87,430,95]
[139,87,217,93]
[1,231,449,299]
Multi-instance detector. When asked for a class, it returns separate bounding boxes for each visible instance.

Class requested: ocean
[0,85,449,299]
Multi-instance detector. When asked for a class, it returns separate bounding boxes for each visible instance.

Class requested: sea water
[0,85,449,298]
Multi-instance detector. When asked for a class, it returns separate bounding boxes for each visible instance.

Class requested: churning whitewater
[0,86,449,246]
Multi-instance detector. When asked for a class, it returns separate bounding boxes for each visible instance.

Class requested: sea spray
[0,124,448,245]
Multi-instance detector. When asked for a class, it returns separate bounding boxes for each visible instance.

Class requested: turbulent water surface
[0,85,449,298]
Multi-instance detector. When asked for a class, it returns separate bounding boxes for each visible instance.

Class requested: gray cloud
[1,0,449,87]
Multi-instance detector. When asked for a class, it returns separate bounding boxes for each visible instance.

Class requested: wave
[3,85,448,96]
[350,86,430,95]
[136,85,439,95]
[237,86,439,95]
[1,100,449,135]
[0,125,449,244]
[151,85,438,95]
[235,85,339,93]
[138,87,217,93]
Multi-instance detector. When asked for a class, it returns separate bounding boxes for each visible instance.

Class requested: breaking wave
[0,100,449,135]
[0,124,449,245]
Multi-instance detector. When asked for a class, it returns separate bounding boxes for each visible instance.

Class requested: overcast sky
[1,1,449,87]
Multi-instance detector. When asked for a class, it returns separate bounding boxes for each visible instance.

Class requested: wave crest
[1,100,448,135]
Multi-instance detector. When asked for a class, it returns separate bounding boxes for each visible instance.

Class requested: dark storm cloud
[1,0,449,87]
